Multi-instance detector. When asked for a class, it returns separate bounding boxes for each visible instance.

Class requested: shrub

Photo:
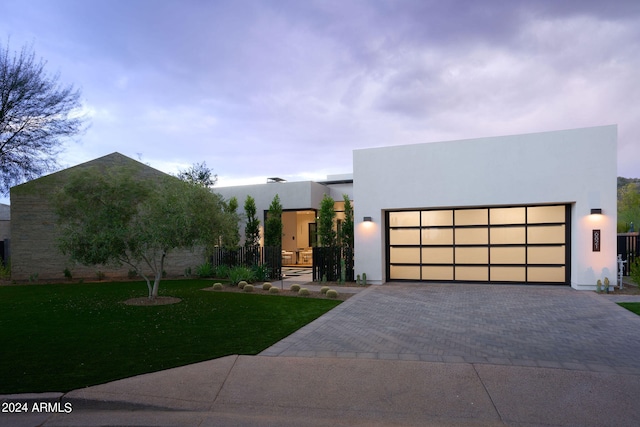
[298,288,310,296]
[243,284,254,292]
[63,268,72,281]
[229,266,255,285]
[127,269,137,279]
[0,259,10,280]
[290,284,301,292]
[262,282,272,291]
[214,264,230,279]
[212,283,223,290]
[326,289,339,299]
[96,271,105,281]
[269,286,280,294]
[320,286,330,294]
[238,280,248,289]
[251,264,270,282]
[630,258,640,288]
[195,262,214,278]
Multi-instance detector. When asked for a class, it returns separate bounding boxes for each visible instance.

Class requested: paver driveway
[262,283,640,374]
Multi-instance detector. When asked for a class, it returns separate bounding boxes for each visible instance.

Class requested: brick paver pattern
[261,283,640,374]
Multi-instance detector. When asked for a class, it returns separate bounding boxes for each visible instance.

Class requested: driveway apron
[261,283,640,374]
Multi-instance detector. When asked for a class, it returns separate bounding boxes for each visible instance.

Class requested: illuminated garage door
[387,205,569,284]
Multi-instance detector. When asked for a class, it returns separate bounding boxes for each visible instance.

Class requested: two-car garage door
[387,205,569,284]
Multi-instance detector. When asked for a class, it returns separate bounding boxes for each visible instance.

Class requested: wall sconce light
[590,208,602,215]
[363,216,372,222]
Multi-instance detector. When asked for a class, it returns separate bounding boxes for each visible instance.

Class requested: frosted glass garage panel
[528,266,565,282]
[490,247,526,264]
[490,207,526,225]
[490,227,526,244]
[527,206,565,224]
[455,247,488,264]
[389,211,420,227]
[528,246,565,264]
[422,228,453,245]
[455,209,488,226]
[389,247,421,264]
[390,265,421,280]
[455,228,488,245]
[421,247,453,264]
[455,266,488,281]
[528,225,565,244]
[422,266,453,281]
[490,267,526,282]
[389,228,420,245]
[422,210,453,226]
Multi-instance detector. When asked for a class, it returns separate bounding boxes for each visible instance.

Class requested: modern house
[217,125,617,290]
[9,125,617,289]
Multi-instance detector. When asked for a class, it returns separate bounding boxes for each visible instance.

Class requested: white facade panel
[353,125,617,289]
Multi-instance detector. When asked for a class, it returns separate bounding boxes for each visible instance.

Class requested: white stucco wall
[215,181,333,246]
[353,125,617,289]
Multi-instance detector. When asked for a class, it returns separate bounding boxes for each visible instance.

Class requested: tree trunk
[150,251,166,300]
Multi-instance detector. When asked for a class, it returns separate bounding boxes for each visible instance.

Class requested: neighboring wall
[353,125,618,289]
[10,153,206,281]
[0,203,10,241]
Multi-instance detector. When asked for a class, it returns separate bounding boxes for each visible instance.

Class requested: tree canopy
[244,195,260,248]
[176,161,217,187]
[618,182,640,232]
[55,166,230,299]
[0,41,85,193]
[318,194,336,247]
[264,194,283,247]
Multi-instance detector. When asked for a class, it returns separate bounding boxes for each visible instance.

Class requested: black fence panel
[211,246,282,280]
[617,233,639,275]
[312,247,354,282]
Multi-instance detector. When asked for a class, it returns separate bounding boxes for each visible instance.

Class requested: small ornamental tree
[222,196,241,249]
[318,194,336,247]
[264,194,283,248]
[55,166,229,300]
[244,195,260,249]
[340,194,354,249]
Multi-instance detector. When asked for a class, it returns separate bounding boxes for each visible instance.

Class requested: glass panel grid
[388,205,567,283]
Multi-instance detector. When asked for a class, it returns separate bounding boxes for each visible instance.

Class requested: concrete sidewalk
[2,355,639,426]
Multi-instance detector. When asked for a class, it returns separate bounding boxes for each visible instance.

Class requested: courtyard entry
[386,204,570,284]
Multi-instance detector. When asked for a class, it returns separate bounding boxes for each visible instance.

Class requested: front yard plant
[0,279,340,394]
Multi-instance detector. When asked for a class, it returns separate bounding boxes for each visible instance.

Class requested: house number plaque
[592,229,601,252]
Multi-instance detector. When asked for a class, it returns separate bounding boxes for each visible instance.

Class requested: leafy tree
[55,166,229,300]
[340,194,354,249]
[222,196,241,249]
[244,195,260,249]
[176,161,217,187]
[618,182,640,232]
[264,194,283,247]
[318,194,336,247]
[0,41,85,193]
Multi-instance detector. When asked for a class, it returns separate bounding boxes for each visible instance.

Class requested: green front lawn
[0,279,340,393]
[619,302,640,316]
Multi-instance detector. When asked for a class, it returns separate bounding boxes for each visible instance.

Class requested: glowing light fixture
[363,216,372,222]
[590,208,602,215]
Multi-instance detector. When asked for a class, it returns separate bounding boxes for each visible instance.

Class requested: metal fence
[211,246,282,280]
[617,233,639,275]
[312,247,354,282]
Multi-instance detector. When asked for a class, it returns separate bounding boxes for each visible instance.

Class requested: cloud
[0,0,639,201]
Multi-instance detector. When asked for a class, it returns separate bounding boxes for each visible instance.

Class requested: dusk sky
[1,0,639,203]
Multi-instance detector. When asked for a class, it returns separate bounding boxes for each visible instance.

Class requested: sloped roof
[11,152,169,197]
